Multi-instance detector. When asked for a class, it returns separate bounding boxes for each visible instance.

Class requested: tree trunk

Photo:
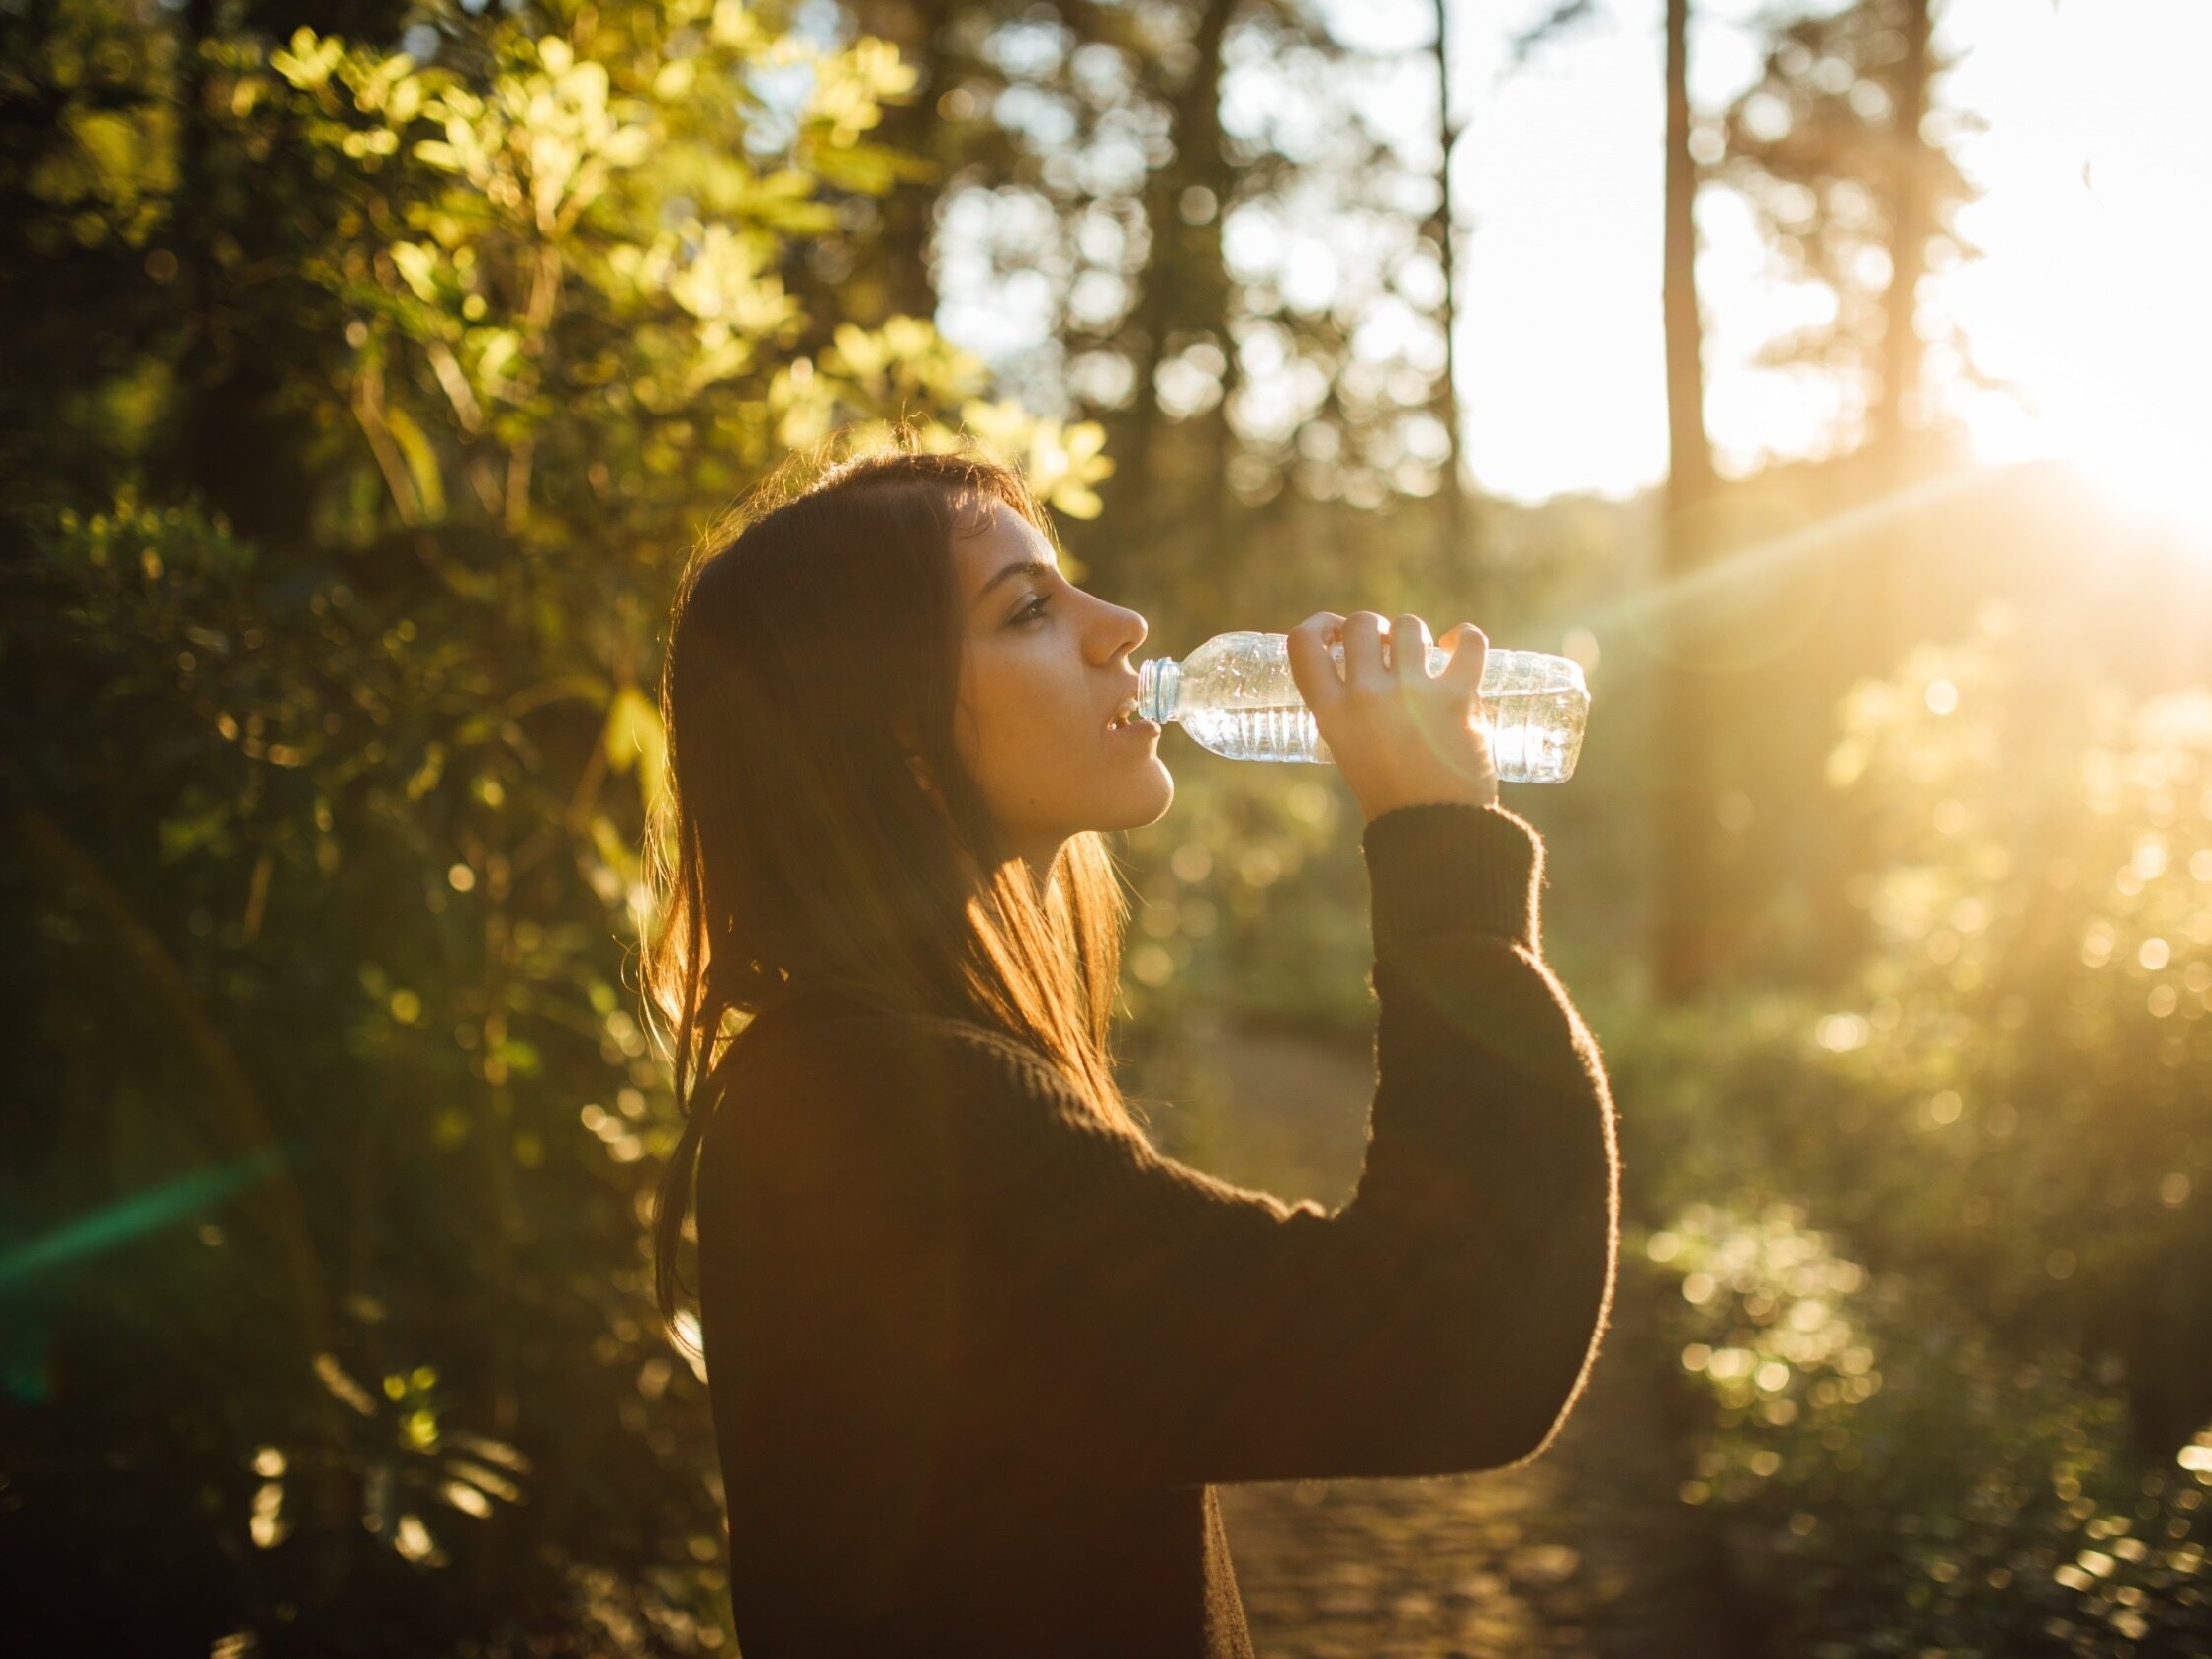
[1089,0,1236,622]
[1429,0,1475,608]
[845,0,951,324]
[1660,0,1713,508]
[1655,0,1717,1001]
[1877,0,1933,452]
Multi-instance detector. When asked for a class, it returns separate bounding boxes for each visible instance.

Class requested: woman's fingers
[1292,606,1482,702]
[1391,613,1435,685]
[1340,611,1391,693]
[1287,611,1347,711]
[1440,622,1489,693]
[1296,610,1497,818]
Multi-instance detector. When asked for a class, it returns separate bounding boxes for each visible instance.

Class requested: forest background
[5,0,2212,1652]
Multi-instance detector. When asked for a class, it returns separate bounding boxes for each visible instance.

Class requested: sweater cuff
[1362,802,1542,955]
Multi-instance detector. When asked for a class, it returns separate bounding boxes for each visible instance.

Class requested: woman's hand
[1287,610,1499,822]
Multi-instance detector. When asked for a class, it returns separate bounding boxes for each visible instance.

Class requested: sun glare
[1999,192,2212,548]
[2067,410,2212,549]
[1950,0,2212,548]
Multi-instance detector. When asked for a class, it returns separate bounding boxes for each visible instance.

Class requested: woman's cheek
[984,665,1067,809]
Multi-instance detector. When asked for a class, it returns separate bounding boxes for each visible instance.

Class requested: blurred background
[4,0,2211,1651]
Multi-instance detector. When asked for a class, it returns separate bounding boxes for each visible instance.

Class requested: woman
[648,447,1617,1658]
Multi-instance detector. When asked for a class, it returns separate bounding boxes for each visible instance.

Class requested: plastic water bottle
[1134,630,1589,783]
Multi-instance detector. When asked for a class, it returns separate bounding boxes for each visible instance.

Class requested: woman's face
[947,502,1172,872]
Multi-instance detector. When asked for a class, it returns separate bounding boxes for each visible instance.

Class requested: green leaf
[602,687,668,816]
[381,404,446,523]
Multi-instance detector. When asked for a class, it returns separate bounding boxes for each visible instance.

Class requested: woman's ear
[895,724,945,806]
[904,747,942,802]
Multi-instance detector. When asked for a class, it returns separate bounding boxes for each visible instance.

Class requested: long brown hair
[644,445,1131,1321]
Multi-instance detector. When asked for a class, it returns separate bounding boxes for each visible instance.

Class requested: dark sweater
[694,803,1618,1658]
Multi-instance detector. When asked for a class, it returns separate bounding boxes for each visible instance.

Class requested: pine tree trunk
[1093,0,1237,619]
[1429,0,1475,608]
[846,0,951,324]
[1656,0,1717,1001]
[1877,0,1933,452]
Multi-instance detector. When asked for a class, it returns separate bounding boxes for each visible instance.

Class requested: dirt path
[1135,1024,1743,1659]
[1217,1463,1580,1659]
[1220,1315,1747,1659]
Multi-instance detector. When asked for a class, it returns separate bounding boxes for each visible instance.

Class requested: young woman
[648,448,1617,1659]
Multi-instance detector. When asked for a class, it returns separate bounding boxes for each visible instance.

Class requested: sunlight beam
[0,1146,293,1291]
[1576,463,2008,643]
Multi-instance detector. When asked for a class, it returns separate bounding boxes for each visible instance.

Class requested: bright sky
[1359,0,2212,507]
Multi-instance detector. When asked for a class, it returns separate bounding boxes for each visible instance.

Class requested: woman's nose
[1093,600,1147,663]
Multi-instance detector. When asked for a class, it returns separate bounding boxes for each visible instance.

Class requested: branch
[1508,0,1603,71]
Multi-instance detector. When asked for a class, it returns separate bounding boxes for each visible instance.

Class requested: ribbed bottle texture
[1135,630,1589,783]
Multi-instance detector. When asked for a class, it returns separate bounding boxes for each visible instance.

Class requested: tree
[1655,0,1720,1001]
[866,0,1473,635]
[1425,0,1472,602]
[1721,0,1980,457]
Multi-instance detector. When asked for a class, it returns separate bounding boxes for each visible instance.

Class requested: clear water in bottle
[1134,630,1589,783]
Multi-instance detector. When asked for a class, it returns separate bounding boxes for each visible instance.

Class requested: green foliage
[8,445,741,1657]
[1647,1205,2208,1655]
[1603,612,2212,1651]
[257,4,1105,537]
[0,1,1107,1650]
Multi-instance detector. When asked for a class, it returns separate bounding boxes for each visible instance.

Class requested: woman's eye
[1014,594,1050,625]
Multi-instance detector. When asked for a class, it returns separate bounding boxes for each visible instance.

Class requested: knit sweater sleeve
[920,802,1619,1489]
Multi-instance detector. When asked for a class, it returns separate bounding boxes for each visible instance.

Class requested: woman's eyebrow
[972,558,1057,607]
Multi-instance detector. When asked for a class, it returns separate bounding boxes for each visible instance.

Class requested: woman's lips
[1107,696,1158,737]
[1107,691,1153,736]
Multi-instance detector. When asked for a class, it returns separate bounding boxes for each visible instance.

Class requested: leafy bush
[0,2,1104,1650]
[1645,1204,2209,1655]
[1606,607,2212,1650]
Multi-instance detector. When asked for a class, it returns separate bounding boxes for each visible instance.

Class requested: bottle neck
[1136,656,1180,725]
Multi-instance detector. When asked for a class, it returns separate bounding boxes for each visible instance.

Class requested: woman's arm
[934,801,1617,1488]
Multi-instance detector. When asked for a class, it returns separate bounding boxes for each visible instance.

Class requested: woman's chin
[1140,762,1175,824]
[1103,761,1174,831]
